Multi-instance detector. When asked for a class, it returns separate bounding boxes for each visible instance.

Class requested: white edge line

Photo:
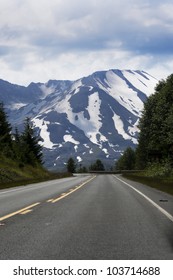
[114,175,173,223]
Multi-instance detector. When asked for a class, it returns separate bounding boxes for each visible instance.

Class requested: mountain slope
[0,69,158,170]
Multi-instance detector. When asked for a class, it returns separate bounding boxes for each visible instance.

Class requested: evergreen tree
[77,164,88,173]
[95,159,105,171]
[116,147,136,170]
[136,74,173,168]
[89,159,105,171]
[67,157,76,173]
[21,118,43,165]
[12,127,24,163]
[135,94,158,169]
[0,102,13,157]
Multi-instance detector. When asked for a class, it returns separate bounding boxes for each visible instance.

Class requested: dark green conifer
[0,102,12,157]
[89,159,105,171]
[136,74,173,169]
[21,118,43,165]
[116,147,136,170]
[67,157,76,173]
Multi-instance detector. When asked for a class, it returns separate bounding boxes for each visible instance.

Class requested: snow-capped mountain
[0,69,158,170]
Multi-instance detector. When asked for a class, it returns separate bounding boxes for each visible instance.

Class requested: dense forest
[0,102,43,167]
[116,74,173,176]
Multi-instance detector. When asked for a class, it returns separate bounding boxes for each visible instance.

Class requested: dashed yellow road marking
[20,209,33,215]
[47,199,53,202]
[0,202,40,222]
[0,176,96,222]
[51,176,96,204]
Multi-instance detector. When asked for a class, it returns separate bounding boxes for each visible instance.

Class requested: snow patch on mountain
[63,135,80,145]
[105,70,143,115]
[77,156,82,162]
[10,103,28,110]
[86,92,105,145]
[39,84,57,98]
[70,79,83,94]
[33,118,54,149]
[0,69,158,170]
[112,112,138,144]
[122,70,157,97]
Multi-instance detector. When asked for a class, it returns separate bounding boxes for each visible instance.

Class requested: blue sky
[0,0,173,85]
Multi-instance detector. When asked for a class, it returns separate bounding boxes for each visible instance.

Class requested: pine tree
[136,74,173,168]
[95,159,105,171]
[136,94,158,169]
[0,102,13,157]
[116,147,136,170]
[67,157,76,173]
[21,118,43,165]
[89,159,105,171]
[12,127,23,162]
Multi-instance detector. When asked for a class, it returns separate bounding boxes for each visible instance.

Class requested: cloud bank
[0,0,173,85]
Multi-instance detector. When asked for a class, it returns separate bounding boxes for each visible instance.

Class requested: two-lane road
[0,174,173,259]
[0,175,94,218]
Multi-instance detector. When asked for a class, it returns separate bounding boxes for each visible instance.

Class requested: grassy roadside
[0,156,72,190]
[122,172,173,196]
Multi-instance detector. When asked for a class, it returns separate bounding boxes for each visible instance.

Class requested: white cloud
[0,0,172,85]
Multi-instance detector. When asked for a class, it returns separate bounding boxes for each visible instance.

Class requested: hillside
[0,155,51,188]
[0,155,72,189]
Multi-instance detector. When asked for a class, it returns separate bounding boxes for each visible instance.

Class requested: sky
[0,0,173,86]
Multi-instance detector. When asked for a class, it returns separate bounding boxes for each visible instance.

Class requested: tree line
[0,102,43,166]
[67,158,105,173]
[116,74,173,174]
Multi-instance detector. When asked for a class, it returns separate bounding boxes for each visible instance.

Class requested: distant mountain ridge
[0,69,158,170]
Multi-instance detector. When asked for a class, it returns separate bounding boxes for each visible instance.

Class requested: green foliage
[0,153,72,189]
[77,164,88,173]
[145,160,173,178]
[123,172,173,196]
[12,127,23,161]
[116,147,136,170]
[67,157,76,173]
[135,94,158,169]
[0,104,43,167]
[136,74,173,171]
[89,159,105,171]
[116,74,173,173]
[0,102,13,157]
[21,118,43,165]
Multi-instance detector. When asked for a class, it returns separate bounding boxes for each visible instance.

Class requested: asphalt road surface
[0,174,173,260]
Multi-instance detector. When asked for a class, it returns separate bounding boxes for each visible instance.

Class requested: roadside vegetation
[0,154,72,190]
[122,171,173,196]
[0,102,71,189]
[116,74,173,195]
[66,157,105,173]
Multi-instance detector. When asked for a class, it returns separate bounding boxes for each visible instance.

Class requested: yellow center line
[0,202,40,222]
[20,209,33,215]
[47,199,53,202]
[51,176,96,204]
[0,176,96,221]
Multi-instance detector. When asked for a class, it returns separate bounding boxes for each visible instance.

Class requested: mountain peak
[0,69,158,170]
